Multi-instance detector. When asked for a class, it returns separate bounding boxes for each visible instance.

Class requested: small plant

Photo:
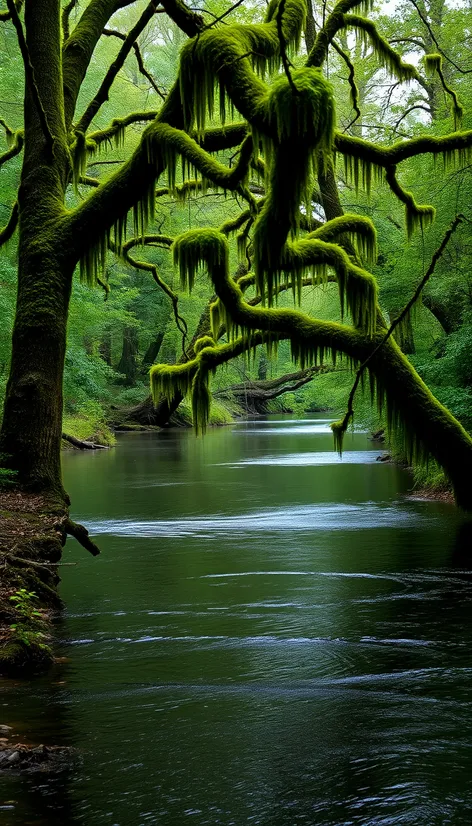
[9,589,51,653]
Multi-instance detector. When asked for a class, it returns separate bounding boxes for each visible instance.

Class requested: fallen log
[62,433,108,450]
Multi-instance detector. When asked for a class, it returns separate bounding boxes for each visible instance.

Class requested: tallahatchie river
[2,416,472,825]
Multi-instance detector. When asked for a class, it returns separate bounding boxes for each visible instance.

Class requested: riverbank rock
[0,737,74,774]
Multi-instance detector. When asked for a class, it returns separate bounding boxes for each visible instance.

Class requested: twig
[103,28,166,100]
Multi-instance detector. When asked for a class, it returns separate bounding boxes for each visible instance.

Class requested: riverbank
[0,490,99,675]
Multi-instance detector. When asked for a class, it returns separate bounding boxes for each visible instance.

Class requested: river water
[2,416,472,825]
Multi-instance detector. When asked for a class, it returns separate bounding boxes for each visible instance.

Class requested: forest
[1,0,472,821]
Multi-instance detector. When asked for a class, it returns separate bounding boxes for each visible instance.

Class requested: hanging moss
[423,53,463,128]
[424,52,442,76]
[308,214,377,267]
[342,16,417,82]
[194,335,216,354]
[178,0,307,134]
[385,166,435,240]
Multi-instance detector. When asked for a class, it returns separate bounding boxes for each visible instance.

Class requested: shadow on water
[2,417,472,825]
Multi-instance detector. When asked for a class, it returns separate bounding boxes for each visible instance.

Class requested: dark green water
[2,416,472,825]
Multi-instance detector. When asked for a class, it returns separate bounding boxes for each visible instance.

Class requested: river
[2,416,472,825]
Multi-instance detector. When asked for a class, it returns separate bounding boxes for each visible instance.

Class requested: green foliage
[9,589,51,654]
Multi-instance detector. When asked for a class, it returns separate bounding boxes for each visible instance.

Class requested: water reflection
[1,416,471,826]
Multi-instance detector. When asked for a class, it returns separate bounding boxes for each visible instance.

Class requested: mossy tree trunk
[0,0,72,498]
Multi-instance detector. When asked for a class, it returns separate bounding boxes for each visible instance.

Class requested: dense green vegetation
[1,0,472,505]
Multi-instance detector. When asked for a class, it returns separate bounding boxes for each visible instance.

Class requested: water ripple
[84,503,433,537]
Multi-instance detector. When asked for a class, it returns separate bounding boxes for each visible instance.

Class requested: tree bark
[141,331,164,370]
[0,0,71,497]
[116,327,139,385]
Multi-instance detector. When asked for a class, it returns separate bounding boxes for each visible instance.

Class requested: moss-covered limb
[151,330,281,432]
[103,27,166,101]
[178,0,307,135]
[78,174,100,187]
[147,123,254,194]
[307,214,377,267]
[335,129,472,172]
[334,215,464,449]
[121,233,174,251]
[0,127,23,169]
[306,0,374,69]
[423,53,463,128]
[198,123,249,153]
[250,68,336,302]
[341,16,418,82]
[75,2,160,135]
[331,40,361,127]
[64,518,100,556]
[62,0,139,129]
[159,0,203,36]
[384,165,435,239]
[183,240,472,506]
[87,111,158,150]
[0,201,19,248]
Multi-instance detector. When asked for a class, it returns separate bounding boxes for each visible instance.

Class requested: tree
[1,0,472,508]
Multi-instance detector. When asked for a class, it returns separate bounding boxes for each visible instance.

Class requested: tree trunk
[0,0,71,498]
[116,327,139,386]
[141,331,164,371]
[99,333,112,365]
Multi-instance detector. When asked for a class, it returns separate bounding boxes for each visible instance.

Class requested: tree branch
[159,0,203,36]
[64,518,101,556]
[103,27,166,100]
[62,0,142,128]
[62,0,79,41]
[0,201,19,248]
[75,1,160,134]
[335,214,464,444]
[6,0,54,148]
[0,129,23,168]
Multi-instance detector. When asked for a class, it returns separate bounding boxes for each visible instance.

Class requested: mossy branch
[6,0,54,149]
[62,0,143,128]
[335,129,472,174]
[159,0,204,36]
[423,53,463,129]
[332,214,464,452]
[75,1,160,134]
[0,201,19,248]
[385,165,435,239]
[87,111,158,149]
[306,0,375,68]
[341,15,418,82]
[0,129,23,169]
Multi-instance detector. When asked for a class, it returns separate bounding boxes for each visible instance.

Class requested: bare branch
[103,28,166,101]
